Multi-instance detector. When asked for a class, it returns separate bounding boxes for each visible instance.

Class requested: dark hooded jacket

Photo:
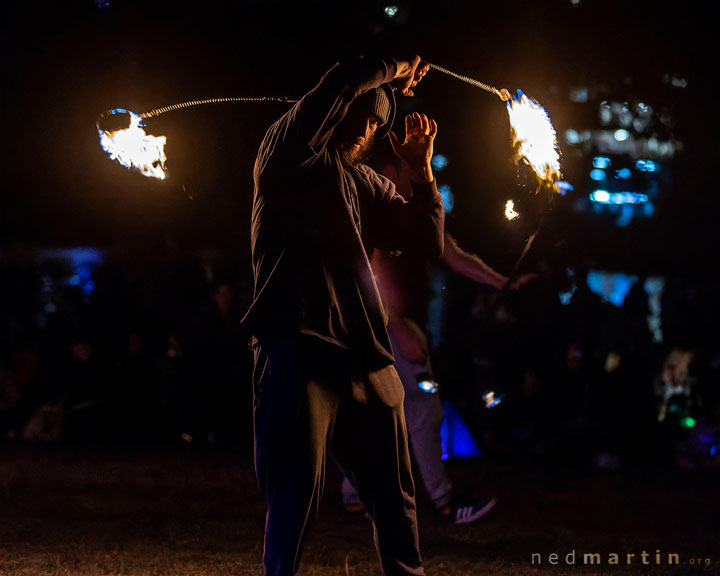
[241,55,444,370]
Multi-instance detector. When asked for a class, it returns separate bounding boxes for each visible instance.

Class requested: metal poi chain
[128,64,503,119]
[137,64,505,118]
[427,63,509,101]
[138,96,297,119]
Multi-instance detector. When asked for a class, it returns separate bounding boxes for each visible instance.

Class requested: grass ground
[0,442,718,575]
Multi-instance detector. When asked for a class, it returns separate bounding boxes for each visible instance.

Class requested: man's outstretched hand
[389,112,437,183]
[394,56,430,97]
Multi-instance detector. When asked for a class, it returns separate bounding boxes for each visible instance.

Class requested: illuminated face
[336,112,380,166]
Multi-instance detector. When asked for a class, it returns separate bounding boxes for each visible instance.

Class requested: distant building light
[431,154,448,171]
[586,270,638,307]
[615,168,632,180]
[591,190,610,203]
[384,5,399,17]
[593,156,611,169]
[565,129,591,145]
[614,129,630,142]
[599,101,612,125]
[632,117,649,133]
[439,184,454,214]
[590,169,606,181]
[636,159,657,172]
[569,87,589,103]
[82,280,96,297]
[617,204,634,227]
[659,141,675,156]
[618,106,633,128]
[590,190,648,205]
[671,76,688,88]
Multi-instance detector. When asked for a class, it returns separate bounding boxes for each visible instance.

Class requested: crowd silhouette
[2,240,719,470]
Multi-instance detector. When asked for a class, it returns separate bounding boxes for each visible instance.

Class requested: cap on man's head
[351,85,396,138]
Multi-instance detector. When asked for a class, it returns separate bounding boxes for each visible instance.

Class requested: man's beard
[340,134,376,167]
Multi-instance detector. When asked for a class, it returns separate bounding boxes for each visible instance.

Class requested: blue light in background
[554,180,574,195]
[614,129,630,142]
[567,270,665,342]
[586,270,637,307]
[616,204,634,227]
[590,190,610,203]
[431,154,448,171]
[42,247,104,301]
[440,401,482,460]
[566,129,580,144]
[636,159,658,172]
[593,156,611,169]
[439,184,454,214]
[615,168,632,179]
[590,169,606,181]
[559,267,576,305]
[82,280,96,297]
[590,190,648,205]
[384,5,399,17]
[569,87,589,103]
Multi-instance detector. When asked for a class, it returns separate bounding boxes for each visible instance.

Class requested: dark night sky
[2,0,717,276]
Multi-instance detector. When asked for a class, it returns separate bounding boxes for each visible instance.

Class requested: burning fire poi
[504,200,520,220]
[506,90,562,189]
[98,109,167,179]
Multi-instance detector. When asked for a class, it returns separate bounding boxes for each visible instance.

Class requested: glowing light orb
[384,5,398,17]
[98,109,167,179]
[506,90,562,187]
[505,199,519,220]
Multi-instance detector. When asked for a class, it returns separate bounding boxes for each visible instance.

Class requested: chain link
[427,63,508,101]
[138,96,297,118]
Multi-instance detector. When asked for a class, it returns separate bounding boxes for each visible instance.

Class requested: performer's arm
[441,235,507,290]
[372,113,444,257]
[442,235,538,290]
[297,55,426,153]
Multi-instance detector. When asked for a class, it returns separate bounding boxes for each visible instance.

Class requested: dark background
[3,0,717,277]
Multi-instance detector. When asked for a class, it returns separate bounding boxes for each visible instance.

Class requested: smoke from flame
[98,110,167,179]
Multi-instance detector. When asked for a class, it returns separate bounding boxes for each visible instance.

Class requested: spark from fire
[505,199,519,220]
[506,90,562,188]
[98,109,167,179]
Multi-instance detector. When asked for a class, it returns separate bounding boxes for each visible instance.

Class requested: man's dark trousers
[253,336,425,576]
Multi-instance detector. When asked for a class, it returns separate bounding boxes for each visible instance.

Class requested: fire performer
[241,54,442,576]
[341,155,536,524]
